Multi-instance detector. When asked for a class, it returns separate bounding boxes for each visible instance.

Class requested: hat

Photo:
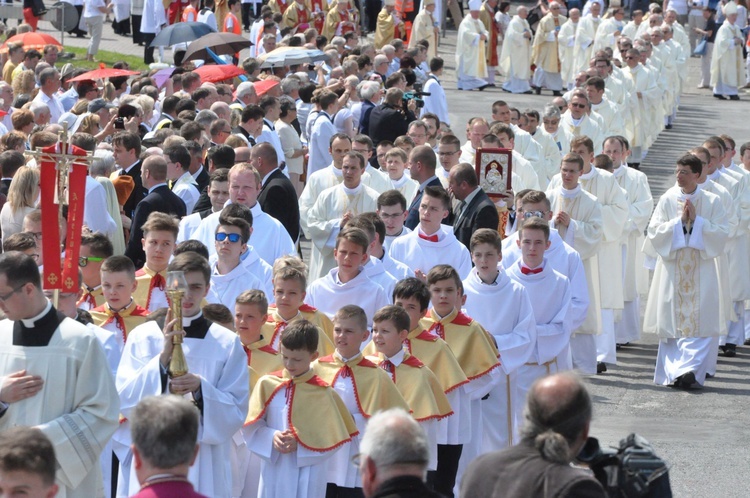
[58,111,78,131]
[254,79,279,97]
[468,0,482,11]
[60,63,76,80]
[724,1,738,15]
[88,98,116,113]
[112,175,135,207]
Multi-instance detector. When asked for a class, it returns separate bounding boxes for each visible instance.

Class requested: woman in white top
[0,166,39,245]
[276,96,307,196]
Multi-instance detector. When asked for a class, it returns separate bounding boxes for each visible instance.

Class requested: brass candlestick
[166,271,189,388]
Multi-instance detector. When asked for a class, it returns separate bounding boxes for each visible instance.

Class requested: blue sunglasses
[215,233,242,243]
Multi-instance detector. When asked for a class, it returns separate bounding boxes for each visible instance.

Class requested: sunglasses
[216,232,242,243]
[79,256,105,267]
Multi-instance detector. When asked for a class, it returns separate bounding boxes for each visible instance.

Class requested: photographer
[368,87,417,146]
[461,373,605,498]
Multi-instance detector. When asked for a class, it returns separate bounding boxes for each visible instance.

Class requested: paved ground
[37,16,750,497]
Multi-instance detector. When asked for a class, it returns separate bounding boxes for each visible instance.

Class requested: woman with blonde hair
[1,130,26,152]
[0,166,39,243]
[11,69,35,97]
[71,99,90,115]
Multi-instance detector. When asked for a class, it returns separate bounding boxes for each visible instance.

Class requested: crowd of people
[0,0,746,497]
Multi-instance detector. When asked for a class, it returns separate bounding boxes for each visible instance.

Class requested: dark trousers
[67,5,86,35]
[427,444,463,498]
[241,2,253,30]
[131,14,143,44]
[325,484,365,498]
[143,32,156,64]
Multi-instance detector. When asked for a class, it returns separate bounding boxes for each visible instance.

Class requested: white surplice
[116,316,249,497]
[306,268,389,328]
[389,225,472,280]
[208,261,265,310]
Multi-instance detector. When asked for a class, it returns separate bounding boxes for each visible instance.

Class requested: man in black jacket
[404,145,446,230]
[461,373,605,498]
[359,408,442,498]
[252,143,300,242]
[0,150,25,197]
[449,162,500,249]
[125,156,186,268]
[112,132,146,220]
[368,88,417,146]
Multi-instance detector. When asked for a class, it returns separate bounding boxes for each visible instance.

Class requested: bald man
[253,142,300,241]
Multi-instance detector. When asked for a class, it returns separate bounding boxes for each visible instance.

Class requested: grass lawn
[63,46,149,72]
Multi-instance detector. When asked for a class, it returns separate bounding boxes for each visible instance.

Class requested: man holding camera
[368,88,417,146]
[461,373,605,497]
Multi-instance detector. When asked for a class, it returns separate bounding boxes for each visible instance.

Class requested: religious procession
[0,0,746,495]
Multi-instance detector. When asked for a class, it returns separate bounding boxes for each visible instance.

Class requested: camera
[114,117,125,130]
[577,434,672,498]
[403,82,431,110]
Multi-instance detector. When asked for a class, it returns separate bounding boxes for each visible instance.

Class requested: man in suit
[125,156,186,268]
[185,140,210,194]
[0,150,24,197]
[112,132,146,220]
[404,145,446,230]
[461,373,605,498]
[252,143,300,243]
[449,162,500,249]
[129,396,208,498]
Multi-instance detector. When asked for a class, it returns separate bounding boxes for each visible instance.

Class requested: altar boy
[506,217,573,423]
[313,305,409,497]
[462,229,536,452]
[134,212,178,312]
[244,320,359,498]
[116,252,250,497]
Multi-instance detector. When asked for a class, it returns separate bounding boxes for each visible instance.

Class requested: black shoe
[744,338,750,346]
[705,372,715,379]
[730,95,740,100]
[714,94,727,100]
[487,83,496,87]
[680,371,697,388]
[552,90,562,96]
[534,86,542,95]
[596,362,607,374]
[665,124,672,129]
[723,343,737,357]
[478,84,490,91]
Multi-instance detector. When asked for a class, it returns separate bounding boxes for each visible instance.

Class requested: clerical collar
[21,300,52,328]
[335,351,362,363]
[385,347,406,366]
[183,311,202,328]
[342,184,362,196]
[148,182,168,193]
[560,185,582,198]
[580,167,597,180]
[391,175,409,188]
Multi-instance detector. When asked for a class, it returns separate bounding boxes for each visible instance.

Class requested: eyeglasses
[523,210,547,219]
[79,255,105,267]
[570,103,587,109]
[216,232,242,243]
[0,284,25,302]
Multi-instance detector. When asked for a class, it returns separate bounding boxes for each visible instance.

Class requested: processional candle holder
[166,271,189,387]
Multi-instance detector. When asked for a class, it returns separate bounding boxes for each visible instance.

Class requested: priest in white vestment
[643,154,729,388]
[499,6,533,93]
[455,0,489,91]
[0,253,119,498]
[531,3,567,94]
[573,2,602,73]
[622,47,660,164]
[558,9,580,89]
[593,7,625,53]
[117,252,250,496]
[307,152,380,281]
[559,92,605,155]
[710,2,744,99]
[546,154,603,375]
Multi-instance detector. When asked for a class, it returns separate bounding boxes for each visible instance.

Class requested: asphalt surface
[37,15,750,497]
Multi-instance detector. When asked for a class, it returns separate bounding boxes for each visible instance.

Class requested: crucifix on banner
[28,124,95,307]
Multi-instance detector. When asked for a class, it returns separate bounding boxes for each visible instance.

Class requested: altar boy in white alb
[305,227,390,328]
[506,217,572,422]
[117,252,250,497]
[462,229,536,451]
[643,154,729,389]
[389,186,472,280]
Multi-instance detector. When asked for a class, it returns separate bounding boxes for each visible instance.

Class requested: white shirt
[172,170,200,213]
[33,91,64,125]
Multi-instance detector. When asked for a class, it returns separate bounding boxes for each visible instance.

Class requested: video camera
[403,82,431,109]
[576,434,672,498]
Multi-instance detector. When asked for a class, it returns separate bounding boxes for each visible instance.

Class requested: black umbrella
[181,33,253,63]
[149,22,217,48]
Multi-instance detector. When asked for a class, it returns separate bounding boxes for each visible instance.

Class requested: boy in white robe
[117,252,250,497]
[389,186,472,280]
[462,229,536,451]
[306,228,390,329]
[208,214,264,310]
[133,213,177,312]
[345,215,399,300]
[0,252,119,498]
[77,232,113,311]
[307,152,380,281]
[384,146,419,204]
[643,154,729,388]
[506,218,572,425]
[191,163,295,266]
[359,212,414,281]
[243,320,358,498]
[377,190,413,252]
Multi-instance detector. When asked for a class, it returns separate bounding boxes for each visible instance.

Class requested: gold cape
[243,334,283,390]
[133,265,166,311]
[266,305,335,355]
[369,352,453,421]
[313,353,409,417]
[245,368,359,452]
[421,308,501,381]
[90,300,150,343]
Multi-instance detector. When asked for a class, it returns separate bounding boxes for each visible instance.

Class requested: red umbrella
[0,33,62,54]
[69,65,140,82]
[194,64,245,83]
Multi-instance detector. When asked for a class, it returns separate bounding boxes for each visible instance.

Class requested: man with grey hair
[32,67,63,124]
[373,53,390,82]
[461,373,605,497]
[29,101,51,126]
[359,408,441,498]
[195,109,219,133]
[356,80,383,136]
[231,81,258,111]
[129,396,206,497]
